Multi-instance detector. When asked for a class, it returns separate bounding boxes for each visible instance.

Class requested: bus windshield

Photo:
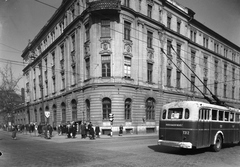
[168,108,183,119]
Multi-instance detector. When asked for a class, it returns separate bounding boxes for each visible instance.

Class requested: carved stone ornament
[147,48,154,60]
[177,59,181,69]
[99,38,112,55]
[123,40,133,57]
[147,0,154,6]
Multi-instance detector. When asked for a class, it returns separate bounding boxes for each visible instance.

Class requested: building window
[191,75,195,92]
[53,78,56,93]
[203,78,208,94]
[232,52,236,61]
[147,63,153,83]
[232,67,235,81]
[147,31,153,48]
[102,98,111,120]
[176,43,181,59]
[59,21,64,34]
[177,20,181,33]
[102,55,111,77]
[101,20,110,37]
[71,100,77,121]
[125,98,132,120]
[176,70,181,89]
[214,81,218,96]
[224,48,228,57]
[214,43,219,53]
[232,86,235,99]
[60,44,64,60]
[167,15,171,29]
[167,40,172,56]
[124,0,130,7]
[71,7,75,21]
[85,23,90,41]
[203,36,208,48]
[124,57,131,78]
[190,30,196,42]
[223,84,227,98]
[34,109,37,122]
[61,103,66,123]
[86,58,90,79]
[145,98,155,120]
[124,21,131,40]
[147,5,152,18]
[53,105,57,127]
[167,68,171,87]
[71,34,75,51]
[224,64,227,82]
[86,99,90,122]
[61,76,65,90]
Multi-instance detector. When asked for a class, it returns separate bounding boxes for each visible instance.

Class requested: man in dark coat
[80,122,86,139]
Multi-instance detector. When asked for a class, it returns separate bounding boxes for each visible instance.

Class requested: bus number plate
[183,131,189,135]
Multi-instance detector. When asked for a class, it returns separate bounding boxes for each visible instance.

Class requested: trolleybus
[158,101,240,152]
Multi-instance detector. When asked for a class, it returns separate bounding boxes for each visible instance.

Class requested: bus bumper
[158,140,192,149]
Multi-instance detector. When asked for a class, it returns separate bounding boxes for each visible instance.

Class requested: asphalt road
[1,130,240,167]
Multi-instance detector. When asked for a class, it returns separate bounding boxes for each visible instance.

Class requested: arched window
[71,99,77,121]
[61,103,66,123]
[85,99,90,122]
[34,109,37,123]
[53,104,57,127]
[145,98,155,120]
[125,98,132,120]
[102,98,111,120]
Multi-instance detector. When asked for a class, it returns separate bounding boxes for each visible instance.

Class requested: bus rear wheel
[212,134,222,152]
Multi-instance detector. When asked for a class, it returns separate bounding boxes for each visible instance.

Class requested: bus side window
[225,112,229,121]
[162,109,166,119]
[185,109,190,119]
[205,109,210,120]
[230,113,234,122]
[219,111,224,121]
[212,110,217,120]
[236,114,240,122]
[199,109,202,120]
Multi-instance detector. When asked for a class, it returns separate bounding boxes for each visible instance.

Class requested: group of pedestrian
[80,122,100,140]
[8,121,124,141]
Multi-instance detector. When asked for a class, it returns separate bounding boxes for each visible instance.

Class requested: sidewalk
[1,129,158,143]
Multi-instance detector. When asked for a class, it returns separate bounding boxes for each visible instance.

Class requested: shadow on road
[149,142,240,155]
[148,145,212,155]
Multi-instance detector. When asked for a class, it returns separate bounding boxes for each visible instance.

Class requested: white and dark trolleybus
[158,101,240,152]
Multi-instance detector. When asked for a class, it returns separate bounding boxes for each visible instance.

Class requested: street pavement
[1,129,240,167]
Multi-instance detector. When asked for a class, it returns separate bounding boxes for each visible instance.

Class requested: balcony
[88,0,121,13]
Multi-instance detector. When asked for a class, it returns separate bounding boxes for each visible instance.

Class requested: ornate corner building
[15,0,240,134]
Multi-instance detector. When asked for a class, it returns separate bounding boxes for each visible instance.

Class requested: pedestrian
[119,125,123,136]
[71,121,77,138]
[95,125,100,138]
[88,122,95,140]
[11,124,17,140]
[80,122,86,139]
[66,122,71,138]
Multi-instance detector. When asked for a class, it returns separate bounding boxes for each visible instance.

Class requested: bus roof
[163,101,230,111]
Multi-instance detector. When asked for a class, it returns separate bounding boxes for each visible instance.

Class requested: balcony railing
[88,0,121,12]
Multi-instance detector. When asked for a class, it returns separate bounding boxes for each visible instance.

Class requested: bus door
[197,108,210,147]
[235,113,240,142]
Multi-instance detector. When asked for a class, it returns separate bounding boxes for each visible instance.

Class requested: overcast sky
[0,0,239,90]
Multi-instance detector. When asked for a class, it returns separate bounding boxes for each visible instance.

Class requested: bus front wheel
[212,134,222,152]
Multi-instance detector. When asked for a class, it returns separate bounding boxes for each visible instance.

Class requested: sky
[0,0,240,91]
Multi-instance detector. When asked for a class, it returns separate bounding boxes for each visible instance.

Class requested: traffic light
[109,113,114,122]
